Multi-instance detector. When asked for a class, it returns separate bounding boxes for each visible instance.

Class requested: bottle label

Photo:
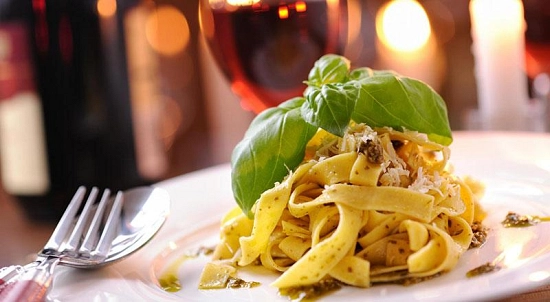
[0,23,50,195]
[0,23,34,100]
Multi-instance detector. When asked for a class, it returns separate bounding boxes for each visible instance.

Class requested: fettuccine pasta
[202,124,485,291]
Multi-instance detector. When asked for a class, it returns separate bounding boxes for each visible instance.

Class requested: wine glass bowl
[199,0,348,113]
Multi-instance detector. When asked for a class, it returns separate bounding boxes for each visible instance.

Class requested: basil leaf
[231,97,317,216]
[306,54,350,87]
[301,83,358,137]
[351,73,452,145]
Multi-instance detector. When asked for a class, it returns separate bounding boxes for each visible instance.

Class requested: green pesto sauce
[226,277,261,289]
[279,279,342,301]
[502,212,550,228]
[158,254,193,292]
[157,247,214,293]
[159,273,182,292]
[466,262,501,278]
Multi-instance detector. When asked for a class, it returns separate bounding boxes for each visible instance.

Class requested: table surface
[0,189,54,268]
[1,183,550,301]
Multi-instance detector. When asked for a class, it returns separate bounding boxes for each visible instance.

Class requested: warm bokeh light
[278,5,289,19]
[146,5,190,56]
[96,0,117,18]
[295,1,307,12]
[376,0,431,52]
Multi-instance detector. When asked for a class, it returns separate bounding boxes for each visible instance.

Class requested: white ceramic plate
[48,132,550,302]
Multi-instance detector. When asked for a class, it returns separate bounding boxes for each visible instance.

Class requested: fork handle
[0,265,24,286]
[0,257,59,302]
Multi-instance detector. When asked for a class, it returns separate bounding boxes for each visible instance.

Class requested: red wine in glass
[200,0,347,113]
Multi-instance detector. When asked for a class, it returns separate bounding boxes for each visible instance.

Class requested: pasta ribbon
[399,220,429,252]
[305,152,358,185]
[329,256,371,288]
[322,184,435,222]
[350,153,383,186]
[239,161,314,266]
[271,203,363,288]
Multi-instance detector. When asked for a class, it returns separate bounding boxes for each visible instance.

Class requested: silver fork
[0,186,123,302]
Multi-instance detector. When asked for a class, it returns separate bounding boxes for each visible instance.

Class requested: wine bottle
[0,0,167,221]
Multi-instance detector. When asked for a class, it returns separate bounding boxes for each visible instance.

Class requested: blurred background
[0,0,548,224]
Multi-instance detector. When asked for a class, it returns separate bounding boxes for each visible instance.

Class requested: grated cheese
[309,124,456,197]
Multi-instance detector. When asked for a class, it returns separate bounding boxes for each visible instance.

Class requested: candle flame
[376,0,431,52]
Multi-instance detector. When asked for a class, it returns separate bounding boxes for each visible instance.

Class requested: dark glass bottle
[0,0,167,221]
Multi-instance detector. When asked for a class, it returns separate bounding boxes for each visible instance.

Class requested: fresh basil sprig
[231,55,452,216]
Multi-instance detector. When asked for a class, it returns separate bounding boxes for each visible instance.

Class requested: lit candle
[469,0,528,130]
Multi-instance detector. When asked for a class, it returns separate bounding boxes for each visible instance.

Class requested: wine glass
[523,0,550,131]
[199,0,348,113]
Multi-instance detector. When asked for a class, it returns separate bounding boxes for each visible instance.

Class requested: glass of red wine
[199,0,348,113]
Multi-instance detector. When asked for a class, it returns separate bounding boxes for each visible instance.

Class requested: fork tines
[41,186,123,262]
